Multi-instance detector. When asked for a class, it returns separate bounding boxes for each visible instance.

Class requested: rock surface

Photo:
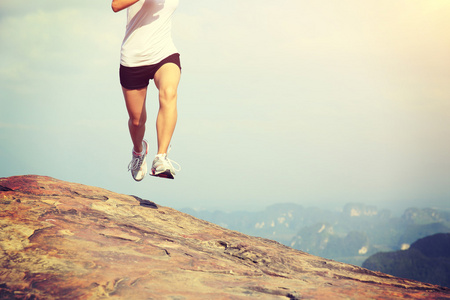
[1,175,449,300]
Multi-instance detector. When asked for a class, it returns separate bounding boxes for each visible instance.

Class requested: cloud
[0,3,125,135]
[1,0,450,210]
[0,4,122,85]
[175,0,450,127]
[175,1,450,75]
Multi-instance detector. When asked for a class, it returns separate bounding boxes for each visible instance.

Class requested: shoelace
[166,156,181,172]
[154,154,181,172]
[128,153,144,171]
[155,146,181,173]
[164,146,181,172]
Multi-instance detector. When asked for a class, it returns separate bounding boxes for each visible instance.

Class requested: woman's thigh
[122,87,148,123]
[154,63,181,98]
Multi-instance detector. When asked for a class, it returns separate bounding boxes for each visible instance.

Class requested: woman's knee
[129,114,147,128]
[159,86,177,103]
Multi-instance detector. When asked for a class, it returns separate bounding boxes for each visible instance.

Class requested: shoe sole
[132,172,145,182]
[150,170,174,179]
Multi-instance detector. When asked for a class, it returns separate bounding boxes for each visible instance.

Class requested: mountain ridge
[1,175,449,299]
[363,233,450,288]
[183,202,450,266]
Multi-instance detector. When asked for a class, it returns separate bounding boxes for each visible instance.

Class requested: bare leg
[154,63,181,154]
[122,87,148,153]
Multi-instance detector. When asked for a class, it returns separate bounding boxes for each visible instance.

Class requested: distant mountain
[182,203,450,266]
[402,207,450,225]
[289,205,450,266]
[362,233,450,288]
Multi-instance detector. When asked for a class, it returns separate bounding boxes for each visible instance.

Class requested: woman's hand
[111,0,140,12]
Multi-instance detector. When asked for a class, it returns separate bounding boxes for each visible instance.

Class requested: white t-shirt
[120,0,179,67]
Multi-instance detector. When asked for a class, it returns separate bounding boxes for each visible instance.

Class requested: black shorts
[119,53,181,90]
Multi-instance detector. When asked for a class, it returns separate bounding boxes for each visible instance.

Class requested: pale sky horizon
[1,1,449,212]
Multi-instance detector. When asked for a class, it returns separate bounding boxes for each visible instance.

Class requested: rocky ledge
[1,175,449,299]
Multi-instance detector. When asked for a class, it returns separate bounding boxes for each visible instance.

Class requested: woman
[112,0,181,181]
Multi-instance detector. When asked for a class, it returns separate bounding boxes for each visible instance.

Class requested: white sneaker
[128,140,148,182]
[151,151,181,179]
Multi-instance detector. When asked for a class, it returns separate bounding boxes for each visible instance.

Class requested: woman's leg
[153,63,181,154]
[122,87,148,153]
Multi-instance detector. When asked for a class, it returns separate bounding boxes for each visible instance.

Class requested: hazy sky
[1,1,449,212]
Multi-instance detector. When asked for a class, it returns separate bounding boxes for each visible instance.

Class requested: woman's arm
[111,0,140,12]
